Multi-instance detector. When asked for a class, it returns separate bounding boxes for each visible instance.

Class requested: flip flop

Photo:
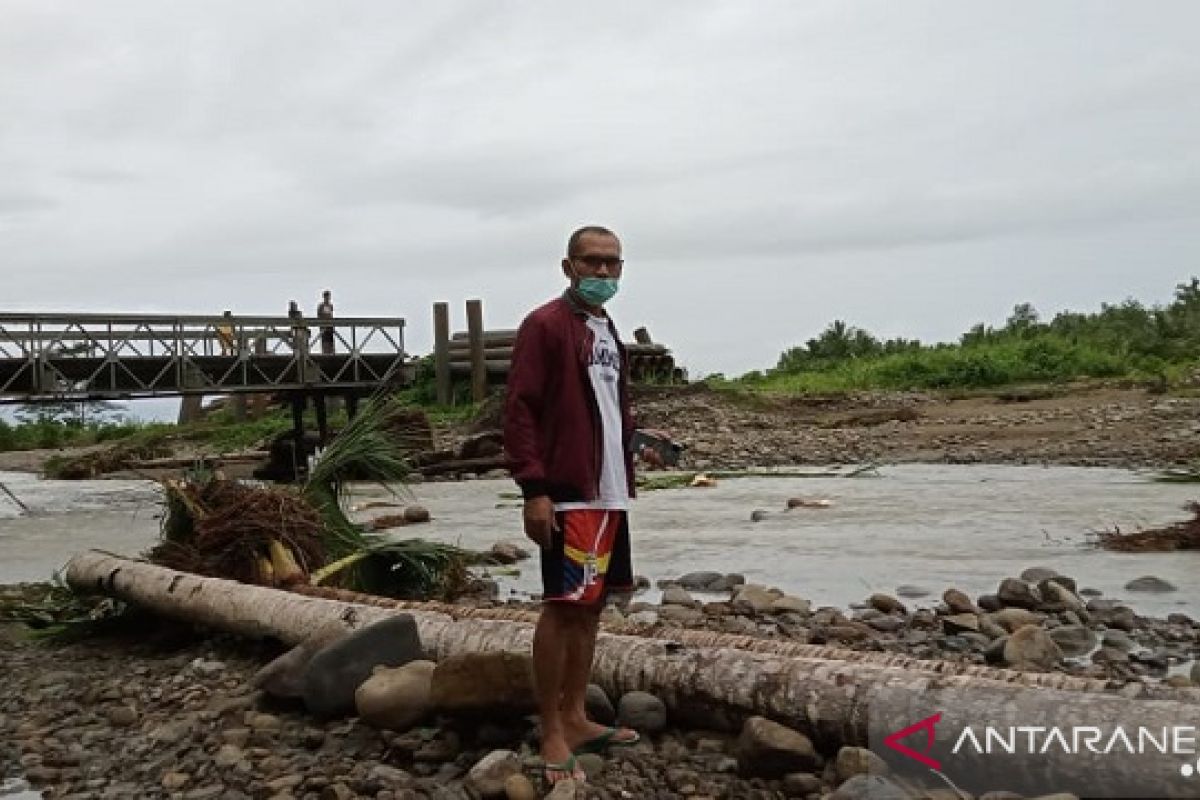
[574,726,641,754]
[543,753,586,786]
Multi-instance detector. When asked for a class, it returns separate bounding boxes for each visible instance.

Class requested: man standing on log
[505,225,641,785]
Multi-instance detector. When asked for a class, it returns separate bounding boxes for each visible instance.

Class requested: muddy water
[2,465,1199,618]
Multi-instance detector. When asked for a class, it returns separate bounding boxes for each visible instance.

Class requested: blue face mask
[576,277,620,306]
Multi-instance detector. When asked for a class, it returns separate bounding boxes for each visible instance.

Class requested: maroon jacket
[504,291,637,503]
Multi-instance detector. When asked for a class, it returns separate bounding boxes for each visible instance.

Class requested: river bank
[2,383,1198,480]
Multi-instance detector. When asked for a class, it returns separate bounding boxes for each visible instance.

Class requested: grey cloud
[0,191,56,215]
[2,1,1199,378]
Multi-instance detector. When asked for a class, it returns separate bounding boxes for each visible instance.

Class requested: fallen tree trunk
[65,552,1200,797]
[416,455,507,477]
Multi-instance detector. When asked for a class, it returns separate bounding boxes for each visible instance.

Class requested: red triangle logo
[883,712,943,770]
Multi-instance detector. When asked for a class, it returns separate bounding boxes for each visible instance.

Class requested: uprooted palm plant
[150,478,324,586]
[149,394,475,599]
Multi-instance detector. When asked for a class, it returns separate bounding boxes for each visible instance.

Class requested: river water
[2,464,1199,617]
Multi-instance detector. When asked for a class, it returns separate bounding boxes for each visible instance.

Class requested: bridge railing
[0,313,408,400]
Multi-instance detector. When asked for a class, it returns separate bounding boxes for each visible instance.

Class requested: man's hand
[523,495,555,549]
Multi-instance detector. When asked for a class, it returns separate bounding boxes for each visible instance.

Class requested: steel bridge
[0,313,412,404]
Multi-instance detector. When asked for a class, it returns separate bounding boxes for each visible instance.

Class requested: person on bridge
[317,290,335,355]
[287,301,306,353]
[504,225,640,786]
[216,310,236,355]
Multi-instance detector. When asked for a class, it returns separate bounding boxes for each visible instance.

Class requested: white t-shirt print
[554,315,630,512]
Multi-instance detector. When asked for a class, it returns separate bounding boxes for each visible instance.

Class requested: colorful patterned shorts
[541,509,634,606]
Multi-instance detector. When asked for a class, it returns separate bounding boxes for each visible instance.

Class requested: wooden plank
[433,302,451,406]
[451,328,517,342]
[448,359,510,376]
[447,343,664,362]
[446,346,513,362]
[417,454,507,477]
[465,299,487,402]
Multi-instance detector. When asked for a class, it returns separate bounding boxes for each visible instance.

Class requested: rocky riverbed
[3,556,1197,800]
[0,608,891,800]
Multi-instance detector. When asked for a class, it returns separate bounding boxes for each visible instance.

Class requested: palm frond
[313,536,474,599]
[302,394,418,558]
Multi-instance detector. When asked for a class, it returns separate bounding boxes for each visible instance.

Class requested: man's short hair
[566,225,618,258]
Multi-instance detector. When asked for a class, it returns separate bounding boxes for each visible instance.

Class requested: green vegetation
[393,354,481,424]
[721,279,1200,394]
[0,416,151,452]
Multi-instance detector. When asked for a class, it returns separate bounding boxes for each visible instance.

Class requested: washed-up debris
[1152,467,1200,483]
[786,497,833,510]
[0,478,29,514]
[143,397,476,600]
[351,500,404,513]
[1094,502,1200,552]
[636,465,880,492]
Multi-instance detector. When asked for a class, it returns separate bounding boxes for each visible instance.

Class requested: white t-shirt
[555,315,630,511]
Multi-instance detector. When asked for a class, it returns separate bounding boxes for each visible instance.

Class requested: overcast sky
[4,1,1200,383]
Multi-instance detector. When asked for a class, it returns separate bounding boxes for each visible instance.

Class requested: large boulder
[301,616,423,718]
[617,691,667,733]
[943,614,981,635]
[732,584,783,615]
[671,571,722,590]
[488,541,530,564]
[1125,576,1177,593]
[354,660,436,730]
[430,652,535,716]
[868,594,906,615]
[771,595,812,615]
[1003,624,1064,671]
[834,746,888,782]
[662,584,697,607]
[1092,605,1138,632]
[1101,630,1136,651]
[977,593,1003,613]
[735,716,819,779]
[1039,580,1088,619]
[1047,625,1097,659]
[990,607,1044,633]
[252,620,350,699]
[585,684,616,725]
[942,588,978,615]
[466,749,521,799]
[996,578,1040,610]
[1019,566,1060,583]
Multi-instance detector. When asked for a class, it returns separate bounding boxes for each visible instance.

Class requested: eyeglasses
[572,255,624,270]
